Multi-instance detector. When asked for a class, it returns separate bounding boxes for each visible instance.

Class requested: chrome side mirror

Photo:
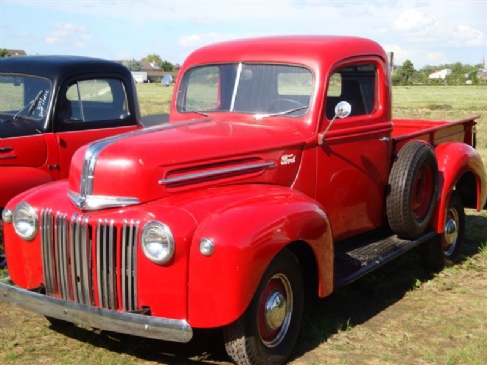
[318,101,352,145]
[334,101,351,119]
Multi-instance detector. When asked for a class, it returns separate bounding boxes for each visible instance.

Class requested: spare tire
[387,141,439,239]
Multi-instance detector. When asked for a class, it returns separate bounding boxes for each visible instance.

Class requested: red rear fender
[432,142,487,231]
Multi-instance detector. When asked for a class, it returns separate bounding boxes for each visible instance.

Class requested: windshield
[177,63,313,117]
[0,74,52,120]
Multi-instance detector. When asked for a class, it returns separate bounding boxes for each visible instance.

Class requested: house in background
[428,69,452,79]
[477,69,487,83]
[6,49,26,56]
[140,61,165,83]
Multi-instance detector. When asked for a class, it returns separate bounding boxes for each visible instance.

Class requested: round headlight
[141,221,175,264]
[13,203,38,241]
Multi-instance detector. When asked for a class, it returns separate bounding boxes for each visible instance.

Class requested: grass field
[1,85,487,365]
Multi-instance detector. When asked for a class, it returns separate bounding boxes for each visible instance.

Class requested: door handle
[379,137,390,142]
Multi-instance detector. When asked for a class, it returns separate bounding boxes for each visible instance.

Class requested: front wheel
[421,191,465,271]
[223,249,304,365]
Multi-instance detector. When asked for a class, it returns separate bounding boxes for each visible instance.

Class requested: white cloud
[451,25,487,47]
[44,23,92,48]
[394,8,438,32]
[393,7,487,48]
[177,33,231,48]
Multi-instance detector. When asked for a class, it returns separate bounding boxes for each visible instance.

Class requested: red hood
[68,119,305,209]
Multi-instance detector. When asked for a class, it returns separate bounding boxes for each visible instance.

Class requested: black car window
[60,78,129,123]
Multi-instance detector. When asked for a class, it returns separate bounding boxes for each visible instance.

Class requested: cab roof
[182,35,387,70]
[0,55,131,82]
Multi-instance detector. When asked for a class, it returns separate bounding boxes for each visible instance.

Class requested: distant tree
[391,68,403,86]
[142,54,164,68]
[0,49,10,58]
[161,60,174,72]
[124,59,142,71]
[399,60,415,85]
[142,54,175,71]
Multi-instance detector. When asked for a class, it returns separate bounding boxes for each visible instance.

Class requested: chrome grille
[40,209,139,311]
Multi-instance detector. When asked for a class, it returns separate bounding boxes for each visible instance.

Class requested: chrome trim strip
[56,213,69,300]
[41,209,55,296]
[108,220,115,309]
[229,62,243,111]
[68,190,140,211]
[158,161,277,185]
[0,282,193,343]
[79,119,210,196]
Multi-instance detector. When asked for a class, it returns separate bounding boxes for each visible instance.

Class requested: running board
[334,230,437,287]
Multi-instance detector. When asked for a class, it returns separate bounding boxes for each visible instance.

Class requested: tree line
[123,54,177,72]
[392,60,486,86]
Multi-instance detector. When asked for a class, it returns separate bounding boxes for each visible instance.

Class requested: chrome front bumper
[0,279,192,343]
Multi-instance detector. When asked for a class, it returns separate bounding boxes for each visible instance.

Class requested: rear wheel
[223,249,304,365]
[421,191,465,271]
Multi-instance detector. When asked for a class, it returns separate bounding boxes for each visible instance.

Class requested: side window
[185,67,219,111]
[60,78,129,123]
[326,63,376,119]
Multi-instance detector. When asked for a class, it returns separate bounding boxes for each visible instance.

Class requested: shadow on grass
[291,212,487,361]
[48,214,487,364]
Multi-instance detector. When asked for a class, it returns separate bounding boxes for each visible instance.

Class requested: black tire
[387,141,439,239]
[421,191,465,271]
[223,249,304,365]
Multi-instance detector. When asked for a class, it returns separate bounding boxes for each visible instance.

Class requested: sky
[1,0,486,69]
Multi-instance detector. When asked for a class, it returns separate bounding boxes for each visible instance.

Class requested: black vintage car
[1,55,145,268]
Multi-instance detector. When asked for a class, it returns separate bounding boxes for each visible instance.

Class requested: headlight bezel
[141,221,175,265]
[12,202,38,241]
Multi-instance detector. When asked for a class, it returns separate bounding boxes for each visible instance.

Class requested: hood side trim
[158,161,276,185]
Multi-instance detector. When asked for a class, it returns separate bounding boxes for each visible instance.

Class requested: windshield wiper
[253,105,309,120]
[1,90,46,133]
[177,103,208,118]
[2,90,46,124]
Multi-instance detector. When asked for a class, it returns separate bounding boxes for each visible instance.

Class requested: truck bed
[392,116,478,150]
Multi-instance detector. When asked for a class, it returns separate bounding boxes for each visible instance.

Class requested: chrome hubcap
[264,291,287,330]
[443,207,459,256]
[259,274,293,348]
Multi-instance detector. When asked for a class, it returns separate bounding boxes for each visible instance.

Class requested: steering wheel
[267,98,305,113]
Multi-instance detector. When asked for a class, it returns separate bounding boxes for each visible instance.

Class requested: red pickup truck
[1,36,486,365]
[0,56,143,267]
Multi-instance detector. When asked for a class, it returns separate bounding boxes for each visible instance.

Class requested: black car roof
[0,55,131,81]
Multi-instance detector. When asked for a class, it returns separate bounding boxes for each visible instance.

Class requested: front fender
[0,166,54,208]
[186,186,333,328]
[432,142,487,231]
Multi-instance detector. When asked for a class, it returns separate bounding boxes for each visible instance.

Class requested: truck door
[53,76,139,179]
[316,60,393,241]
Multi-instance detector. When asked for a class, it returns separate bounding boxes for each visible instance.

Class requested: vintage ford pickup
[1,36,486,365]
[0,56,143,267]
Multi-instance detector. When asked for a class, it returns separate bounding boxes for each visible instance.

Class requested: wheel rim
[411,162,433,219]
[443,206,460,256]
[258,273,293,348]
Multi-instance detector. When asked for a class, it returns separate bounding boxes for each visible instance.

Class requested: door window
[325,63,376,119]
[60,78,129,123]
